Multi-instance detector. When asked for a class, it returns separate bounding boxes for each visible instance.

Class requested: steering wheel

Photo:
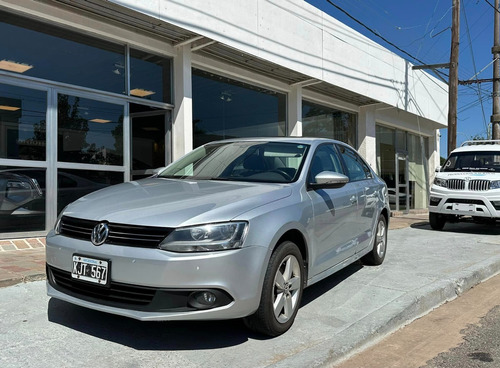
[269,169,293,180]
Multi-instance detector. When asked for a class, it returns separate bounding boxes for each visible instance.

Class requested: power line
[325,0,432,67]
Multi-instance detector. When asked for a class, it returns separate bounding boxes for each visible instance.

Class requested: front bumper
[429,186,500,218]
[46,233,270,320]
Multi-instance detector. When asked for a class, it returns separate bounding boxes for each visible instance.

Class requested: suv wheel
[429,212,446,230]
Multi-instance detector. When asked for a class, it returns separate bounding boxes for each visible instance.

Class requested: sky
[306,0,496,158]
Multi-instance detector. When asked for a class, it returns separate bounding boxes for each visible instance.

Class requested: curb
[0,272,46,288]
[272,253,500,368]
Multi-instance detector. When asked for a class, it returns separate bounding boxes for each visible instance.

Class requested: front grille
[447,179,465,190]
[48,265,156,305]
[445,198,485,205]
[469,180,490,191]
[60,216,172,248]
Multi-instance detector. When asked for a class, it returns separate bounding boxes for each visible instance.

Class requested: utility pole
[448,0,460,155]
[493,0,500,139]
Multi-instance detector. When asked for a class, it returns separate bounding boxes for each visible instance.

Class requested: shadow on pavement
[412,221,500,236]
[301,262,363,307]
[48,298,255,349]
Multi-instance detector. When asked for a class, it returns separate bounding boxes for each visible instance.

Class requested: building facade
[0,0,447,239]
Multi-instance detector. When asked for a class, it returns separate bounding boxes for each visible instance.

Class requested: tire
[244,241,304,337]
[362,214,387,266]
[429,212,446,230]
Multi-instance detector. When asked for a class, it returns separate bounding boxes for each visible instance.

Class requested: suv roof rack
[460,139,500,147]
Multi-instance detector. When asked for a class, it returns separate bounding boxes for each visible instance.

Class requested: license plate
[72,255,109,285]
[452,203,475,212]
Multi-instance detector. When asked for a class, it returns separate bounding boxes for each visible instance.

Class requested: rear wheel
[429,212,446,230]
[362,214,387,266]
[244,241,304,336]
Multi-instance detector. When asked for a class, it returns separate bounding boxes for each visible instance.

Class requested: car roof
[207,137,348,147]
[452,144,500,153]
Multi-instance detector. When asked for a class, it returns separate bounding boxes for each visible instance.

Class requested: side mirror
[435,166,441,173]
[310,171,349,189]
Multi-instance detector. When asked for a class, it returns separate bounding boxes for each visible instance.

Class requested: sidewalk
[0,212,429,288]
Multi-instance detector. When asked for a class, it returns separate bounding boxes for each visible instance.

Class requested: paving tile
[13,240,30,250]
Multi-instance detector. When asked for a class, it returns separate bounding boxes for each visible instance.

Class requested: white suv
[429,140,500,230]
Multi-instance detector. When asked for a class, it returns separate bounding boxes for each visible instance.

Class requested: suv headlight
[159,222,248,252]
[434,177,448,188]
[490,180,500,190]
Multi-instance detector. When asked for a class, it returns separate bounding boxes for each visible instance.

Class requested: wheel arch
[273,229,309,282]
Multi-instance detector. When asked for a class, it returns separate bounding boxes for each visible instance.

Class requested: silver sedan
[46,138,389,336]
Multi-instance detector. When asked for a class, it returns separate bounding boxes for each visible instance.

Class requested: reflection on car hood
[64,178,292,227]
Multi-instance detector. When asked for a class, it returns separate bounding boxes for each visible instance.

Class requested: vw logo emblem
[91,222,109,246]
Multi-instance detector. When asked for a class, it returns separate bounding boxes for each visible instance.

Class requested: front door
[130,107,171,181]
[395,151,410,212]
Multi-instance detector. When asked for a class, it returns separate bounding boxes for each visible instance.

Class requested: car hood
[64,178,293,227]
[436,171,500,180]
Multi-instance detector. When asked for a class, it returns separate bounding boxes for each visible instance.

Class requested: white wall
[109,0,448,128]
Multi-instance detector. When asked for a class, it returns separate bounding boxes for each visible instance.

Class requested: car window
[308,144,344,183]
[337,145,372,182]
[443,151,500,172]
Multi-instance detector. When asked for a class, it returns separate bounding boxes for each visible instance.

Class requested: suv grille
[447,179,465,190]
[469,180,490,191]
[59,216,172,248]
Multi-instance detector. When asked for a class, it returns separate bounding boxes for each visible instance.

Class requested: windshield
[159,141,310,183]
[443,151,500,172]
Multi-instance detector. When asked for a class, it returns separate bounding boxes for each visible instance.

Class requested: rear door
[336,144,379,253]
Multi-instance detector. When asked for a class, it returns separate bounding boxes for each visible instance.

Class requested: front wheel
[429,212,446,230]
[362,214,387,266]
[244,241,304,337]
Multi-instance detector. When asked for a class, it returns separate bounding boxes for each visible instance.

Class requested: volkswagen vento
[46,138,390,336]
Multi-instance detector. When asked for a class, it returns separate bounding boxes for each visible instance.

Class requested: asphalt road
[423,305,500,368]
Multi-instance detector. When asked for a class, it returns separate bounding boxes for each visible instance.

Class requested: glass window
[57,169,123,214]
[0,166,45,232]
[0,84,46,161]
[376,125,396,188]
[192,69,286,148]
[160,141,308,183]
[308,144,344,183]
[338,144,371,182]
[408,134,429,209]
[0,12,125,94]
[57,94,124,165]
[302,100,357,147]
[130,49,172,103]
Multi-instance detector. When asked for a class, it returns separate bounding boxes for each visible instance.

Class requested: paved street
[1,221,500,367]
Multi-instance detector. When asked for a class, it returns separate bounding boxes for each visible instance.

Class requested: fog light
[429,196,442,206]
[188,291,217,309]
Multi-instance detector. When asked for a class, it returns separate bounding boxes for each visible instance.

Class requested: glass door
[130,106,171,181]
[395,151,410,212]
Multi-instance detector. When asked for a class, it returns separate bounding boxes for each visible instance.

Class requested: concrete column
[429,130,441,180]
[288,85,302,136]
[358,105,377,170]
[172,45,193,160]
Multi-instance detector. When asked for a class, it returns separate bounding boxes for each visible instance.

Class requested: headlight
[434,177,448,188]
[159,222,248,252]
[490,180,500,190]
